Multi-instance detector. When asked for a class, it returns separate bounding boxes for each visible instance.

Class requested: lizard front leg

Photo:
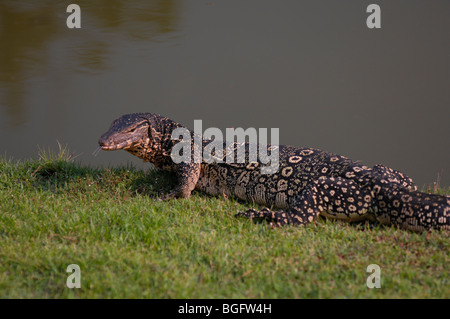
[160,162,201,200]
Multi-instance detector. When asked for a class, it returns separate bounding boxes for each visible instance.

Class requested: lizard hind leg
[372,164,417,191]
[235,176,374,227]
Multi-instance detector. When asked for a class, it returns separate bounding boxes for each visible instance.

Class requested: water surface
[0,0,449,187]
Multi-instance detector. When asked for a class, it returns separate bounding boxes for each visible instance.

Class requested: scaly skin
[98,113,450,231]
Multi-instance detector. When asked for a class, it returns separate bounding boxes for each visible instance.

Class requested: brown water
[0,0,449,188]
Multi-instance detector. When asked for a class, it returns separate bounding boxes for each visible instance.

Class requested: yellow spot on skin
[282,167,293,177]
[300,149,314,156]
[277,179,288,191]
[288,156,302,163]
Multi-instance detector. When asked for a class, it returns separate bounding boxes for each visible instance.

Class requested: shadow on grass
[29,153,388,230]
[24,145,448,232]
[31,154,178,199]
[126,169,177,198]
[30,158,396,231]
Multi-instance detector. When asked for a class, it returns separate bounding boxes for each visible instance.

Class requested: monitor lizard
[97,113,449,232]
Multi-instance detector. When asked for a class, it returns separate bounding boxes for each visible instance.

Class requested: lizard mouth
[96,137,137,154]
[100,144,122,151]
[98,140,133,151]
[93,142,131,156]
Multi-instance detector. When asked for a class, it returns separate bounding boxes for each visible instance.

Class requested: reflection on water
[0,0,178,125]
[0,1,449,188]
[0,2,56,126]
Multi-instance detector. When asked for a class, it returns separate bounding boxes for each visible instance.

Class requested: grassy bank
[0,150,448,298]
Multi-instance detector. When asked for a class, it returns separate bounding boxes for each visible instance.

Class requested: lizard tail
[372,182,450,231]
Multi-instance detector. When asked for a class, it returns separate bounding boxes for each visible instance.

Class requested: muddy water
[0,1,449,187]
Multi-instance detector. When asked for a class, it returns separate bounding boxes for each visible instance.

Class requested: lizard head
[98,113,151,152]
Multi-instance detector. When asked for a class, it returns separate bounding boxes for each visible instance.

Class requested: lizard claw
[234,208,259,219]
[158,192,177,201]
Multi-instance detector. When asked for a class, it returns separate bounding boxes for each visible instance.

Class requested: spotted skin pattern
[99,113,450,232]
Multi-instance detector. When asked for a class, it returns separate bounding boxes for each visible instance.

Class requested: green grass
[0,148,449,298]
